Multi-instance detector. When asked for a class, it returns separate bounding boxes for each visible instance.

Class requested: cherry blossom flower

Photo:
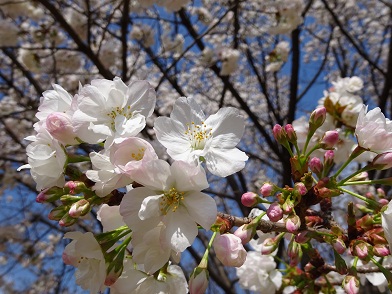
[120,160,217,252]
[355,105,392,153]
[236,251,282,292]
[18,128,66,190]
[154,97,248,177]
[110,261,188,294]
[213,233,247,267]
[72,77,156,146]
[62,232,107,294]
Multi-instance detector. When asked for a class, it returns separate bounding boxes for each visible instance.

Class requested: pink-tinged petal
[206,107,244,148]
[171,97,205,127]
[97,204,125,232]
[171,161,209,191]
[182,191,217,230]
[139,195,162,220]
[131,159,171,191]
[163,206,198,252]
[205,148,248,177]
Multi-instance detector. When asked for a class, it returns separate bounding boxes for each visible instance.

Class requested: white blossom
[154,97,248,177]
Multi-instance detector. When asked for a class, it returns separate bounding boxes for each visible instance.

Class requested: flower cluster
[19,77,248,293]
[18,75,392,294]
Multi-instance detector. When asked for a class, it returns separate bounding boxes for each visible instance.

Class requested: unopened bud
[379,198,389,206]
[320,130,339,149]
[68,199,91,218]
[377,188,386,198]
[333,238,346,254]
[309,157,323,176]
[48,206,67,221]
[373,244,390,257]
[287,240,302,266]
[284,124,297,143]
[273,124,287,145]
[286,214,301,233]
[189,267,209,294]
[60,194,83,205]
[342,275,360,294]
[213,234,247,267]
[241,192,259,207]
[324,150,334,165]
[261,237,280,255]
[260,183,274,197]
[282,198,295,214]
[46,112,78,145]
[59,213,78,227]
[267,202,283,222]
[294,182,307,196]
[233,224,254,244]
[36,186,64,203]
[309,107,326,131]
[371,152,392,170]
[64,181,88,194]
[352,241,370,260]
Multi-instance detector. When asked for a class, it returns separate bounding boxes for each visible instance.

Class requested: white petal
[163,206,198,252]
[182,191,217,230]
[206,107,244,148]
[171,161,209,191]
[139,195,162,220]
[171,97,205,126]
[205,148,248,177]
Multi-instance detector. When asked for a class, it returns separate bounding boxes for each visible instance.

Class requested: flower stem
[339,187,379,208]
[334,145,365,179]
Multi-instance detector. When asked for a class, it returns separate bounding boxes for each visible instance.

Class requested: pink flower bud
[189,267,209,294]
[324,150,334,165]
[371,152,392,170]
[352,241,370,260]
[287,240,302,266]
[284,124,297,143]
[261,237,279,255]
[282,198,294,213]
[294,182,307,196]
[234,224,253,244]
[320,130,339,149]
[213,234,247,267]
[373,244,390,257]
[333,238,346,254]
[36,186,64,203]
[273,124,287,144]
[241,192,258,207]
[58,213,78,227]
[379,198,389,206]
[309,157,323,175]
[309,107,326,130]
[64,181,87,194]
[377,188,386,198]
[260,183,274,197]
[48,206,66,221]
[267,202,283,222]
[69,199,91,218]
[285,214,301,233]
[46,112,78,145]
[342,275,360,294]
